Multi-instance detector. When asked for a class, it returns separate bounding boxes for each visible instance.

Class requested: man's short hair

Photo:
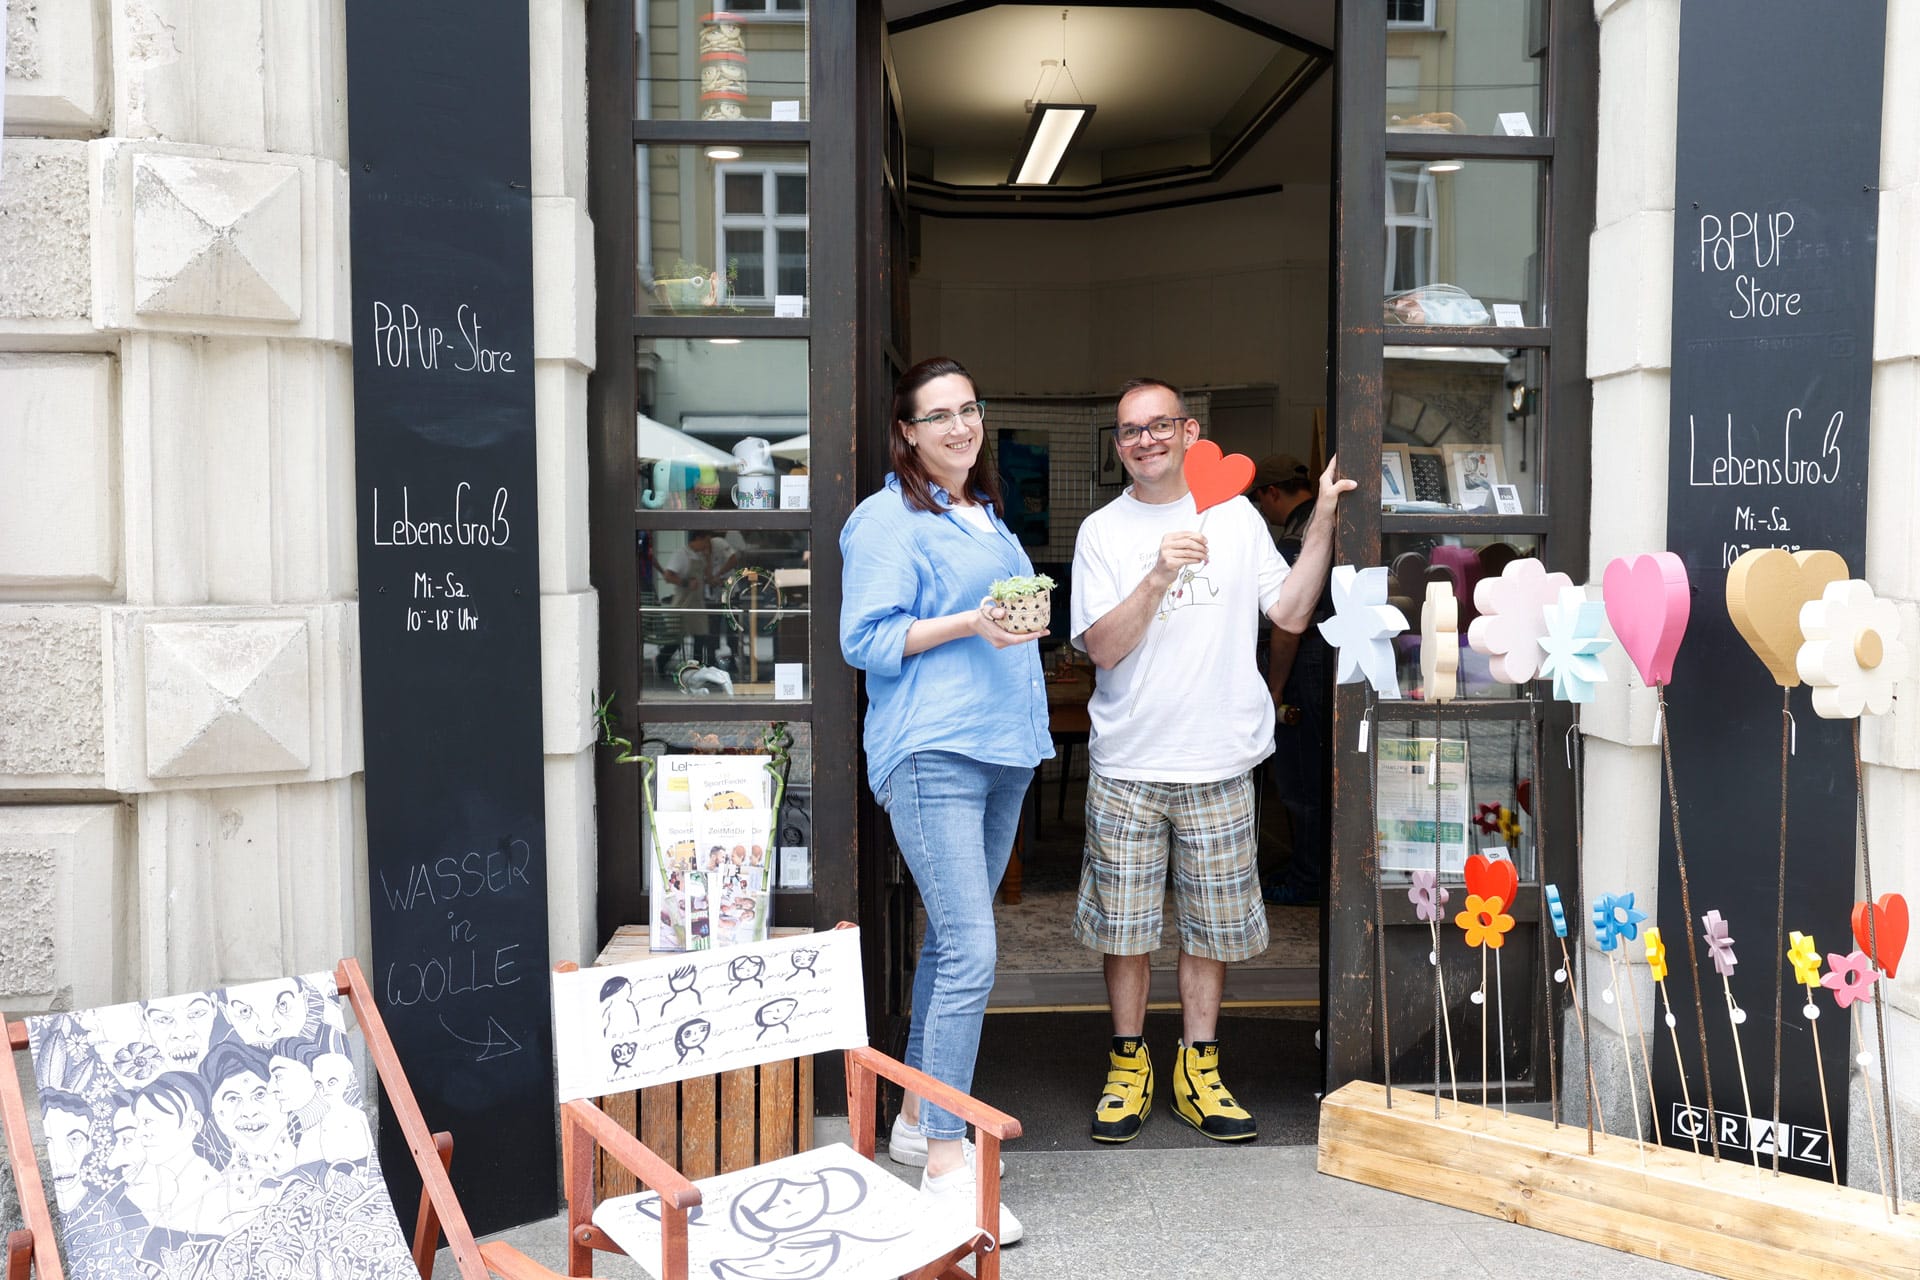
[1251,454,1312,495]
[1117,377,1186,416]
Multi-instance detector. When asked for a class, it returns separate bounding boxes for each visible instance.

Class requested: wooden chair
[0,960,504,1280]
[500,924,1020,1280]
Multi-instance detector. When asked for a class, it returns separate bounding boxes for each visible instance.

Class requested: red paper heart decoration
[1464,853,1518,912]
[1183,439,1257,515]
[1852,892,1908,980]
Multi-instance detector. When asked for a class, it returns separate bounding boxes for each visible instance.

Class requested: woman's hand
[971,599,1046,649]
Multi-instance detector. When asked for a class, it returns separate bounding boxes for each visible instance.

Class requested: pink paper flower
[1408,869,1450,923]
[1820,949,1882,1009]
[1701,910,1738,977]
[1466,558,1574,684]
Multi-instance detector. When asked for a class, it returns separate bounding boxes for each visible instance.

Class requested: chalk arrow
[438,1015,523,1061]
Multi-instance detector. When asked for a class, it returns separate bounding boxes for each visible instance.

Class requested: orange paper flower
[1455,893,1515,949]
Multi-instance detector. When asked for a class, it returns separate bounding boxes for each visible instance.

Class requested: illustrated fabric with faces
[25,974,417,1280]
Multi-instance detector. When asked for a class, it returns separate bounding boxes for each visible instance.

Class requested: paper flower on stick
[1408,869,1450,923]
[1701,910,1738,977]
[1420,581,1460,702]
[1787,932,1823,988]
[1544,883,1568,938]
[1496,807,1522,845]
[1591,893,1645,952]
[1851,892,1908,980]
[1467,558,1574,683]
[1455,894,1515,949]
[1318,565,1409,697]
[1821,949,1882,1009]
[1474,802,1503,836]
[1538,585,1611,703]
[1645,926,1669,981]
[1602,552,1691,687]
[1797,580,1906,719]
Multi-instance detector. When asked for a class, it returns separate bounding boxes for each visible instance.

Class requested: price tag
[1492,303,1527,327]
[775,663,804,701]
[771,100,801,121]
[778,846,811,888]
[1498,112,1534,136]
[779,475,810,509]
[774,295,806,318]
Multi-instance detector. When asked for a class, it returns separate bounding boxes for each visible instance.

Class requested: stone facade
[0,0,597,1056]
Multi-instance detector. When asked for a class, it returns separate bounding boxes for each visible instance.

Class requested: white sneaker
[920,1163,1024,1246]
[887,1114,1005,1174]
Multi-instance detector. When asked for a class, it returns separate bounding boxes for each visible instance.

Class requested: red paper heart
[1182,439,1257,515]
[1852,892,1908,980]
[1464,853,1518,912]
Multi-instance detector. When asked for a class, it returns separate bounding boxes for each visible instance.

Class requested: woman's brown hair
[889,356,1005,515]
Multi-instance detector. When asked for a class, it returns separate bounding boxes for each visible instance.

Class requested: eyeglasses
[1111,417,1185,446]
[907,401,987,431]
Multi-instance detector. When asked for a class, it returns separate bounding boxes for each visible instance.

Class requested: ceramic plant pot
[997,588,1050,634]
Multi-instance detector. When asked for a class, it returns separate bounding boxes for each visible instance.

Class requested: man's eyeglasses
[907,401,987,431]
[1111,417,1185,446]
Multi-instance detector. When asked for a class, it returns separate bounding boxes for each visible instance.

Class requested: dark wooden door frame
[1323,0,1597,1096]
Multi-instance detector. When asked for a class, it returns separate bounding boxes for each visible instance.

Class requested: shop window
[636,146,809,316]
[717,165,809,306]
[1385,162,1436,295]
[1386,0,1545,135]
[1386,0,1436,29]
[635,7,809,121]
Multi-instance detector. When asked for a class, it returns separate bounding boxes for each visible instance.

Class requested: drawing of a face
[267,1053,318,1112]
[756,998,798,1037]
[133,1082,205,1164]
[674,1018,712,1062]
[312,1053,355,1102]
[611,1042,637,1069]
[787,949,818,979]
[142,993,219,1068]
[44,1099,94,1212]
[107,1101,143,1180]
[729,955,766,990]
[710,1235,843,1280]
[221,979,302,1047]
[210,1061,285,1158]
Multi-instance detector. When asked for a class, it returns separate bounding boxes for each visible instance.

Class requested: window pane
[1383,347,1544,515]
[636,5,809,122]
[640,527,810,702]
[1386,0,1545,136]
[775,173,807,217]
[724,172,764,215]
[1380,531,1545,701]
[633,335,810,508]
[775,229,806,298]
[1382,160,1542,324]
[636,146,808,315]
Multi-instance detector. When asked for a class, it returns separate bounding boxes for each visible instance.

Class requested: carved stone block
[0,606,106,785]
[0,804,127,1010]
[4,0,107,133]
[132,154,302,321]
[144,619,312,777]
[0,140,91,320]
[0,354,117,593]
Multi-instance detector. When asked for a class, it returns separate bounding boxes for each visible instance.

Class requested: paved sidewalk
[446,1133,1706,1279]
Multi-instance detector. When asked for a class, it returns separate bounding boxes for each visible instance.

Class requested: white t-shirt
[1070,490,1290,783]
[951,504,994,531]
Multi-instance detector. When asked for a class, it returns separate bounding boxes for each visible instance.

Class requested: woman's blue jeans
[876,751,1031,1141]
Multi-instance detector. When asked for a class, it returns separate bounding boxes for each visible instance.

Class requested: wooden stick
[1658,687,1721,1161]
[1480,942,1490,1109]
[1605,952,1646,1153]
[1621,956,1662,1147]
[1854,1005,1894,1220]
[1493,942,1509,1116]
[1657,978,1700,1157]
[1721,975,1763,1171]
[1801,993,1839,1187]
[1557,937,1607,1135]
[1429,919,1460,1108]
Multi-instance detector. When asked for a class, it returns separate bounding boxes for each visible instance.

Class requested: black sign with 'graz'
[1657,0,1884,1182]
[344,0,556,1231]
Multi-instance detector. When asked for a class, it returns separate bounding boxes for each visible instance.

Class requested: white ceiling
[883,2,1335,203]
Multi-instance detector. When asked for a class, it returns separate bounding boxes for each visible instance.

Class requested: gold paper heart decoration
[1724,548,1849,686]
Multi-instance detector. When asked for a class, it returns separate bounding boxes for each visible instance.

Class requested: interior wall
[908,186,1331,462]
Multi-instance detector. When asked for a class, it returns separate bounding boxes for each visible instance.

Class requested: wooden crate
[1318,1080,1920,1279]
[590,925,816,1201]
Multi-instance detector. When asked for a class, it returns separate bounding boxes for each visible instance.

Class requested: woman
[839,356,1049,1243]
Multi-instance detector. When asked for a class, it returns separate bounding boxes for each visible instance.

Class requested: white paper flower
[1798,579,1906,718]
[1420,581,1459,702]
[1538,585,1611,703]
[1467,558,1573,684]
[1318,565,1409,698]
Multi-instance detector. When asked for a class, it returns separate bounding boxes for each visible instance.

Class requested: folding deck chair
[0,960,501,1279]
[482,924,1020,1280]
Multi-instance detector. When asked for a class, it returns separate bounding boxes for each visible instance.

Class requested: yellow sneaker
[1170,1040,1257,1142]
[1090,1036,1153,1143]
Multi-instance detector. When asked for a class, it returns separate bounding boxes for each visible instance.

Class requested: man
[1069,379,1349,1143]
[1249,454,1334,907]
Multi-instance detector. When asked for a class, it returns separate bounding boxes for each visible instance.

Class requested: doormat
[964,1010,1321,1152]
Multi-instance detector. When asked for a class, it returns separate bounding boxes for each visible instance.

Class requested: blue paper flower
[1544,884,1568,939]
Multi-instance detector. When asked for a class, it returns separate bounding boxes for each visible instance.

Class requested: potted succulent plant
[987,573,1056,634]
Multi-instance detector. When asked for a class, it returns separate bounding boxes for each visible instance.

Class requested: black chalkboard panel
[345,0,556,1231]
[1656,0,1884,1182]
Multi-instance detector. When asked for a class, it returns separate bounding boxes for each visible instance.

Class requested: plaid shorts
[1072,770,1269,963]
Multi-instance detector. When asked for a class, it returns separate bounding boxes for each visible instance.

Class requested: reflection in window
[1386,0,1435,27]
[635,7,809,122]
[639,529,810,701]
[717,165,808,304]
[1385,0,1544,135]
[635,338,810,508]
[1382,533,1542,700]
[1385,162,1436,295]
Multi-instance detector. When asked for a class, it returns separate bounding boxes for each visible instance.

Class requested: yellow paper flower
[1644,926,1668,982]
[1497,807,1522,846]
[1455,893,1515,949]
[1788,931,1823,988]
